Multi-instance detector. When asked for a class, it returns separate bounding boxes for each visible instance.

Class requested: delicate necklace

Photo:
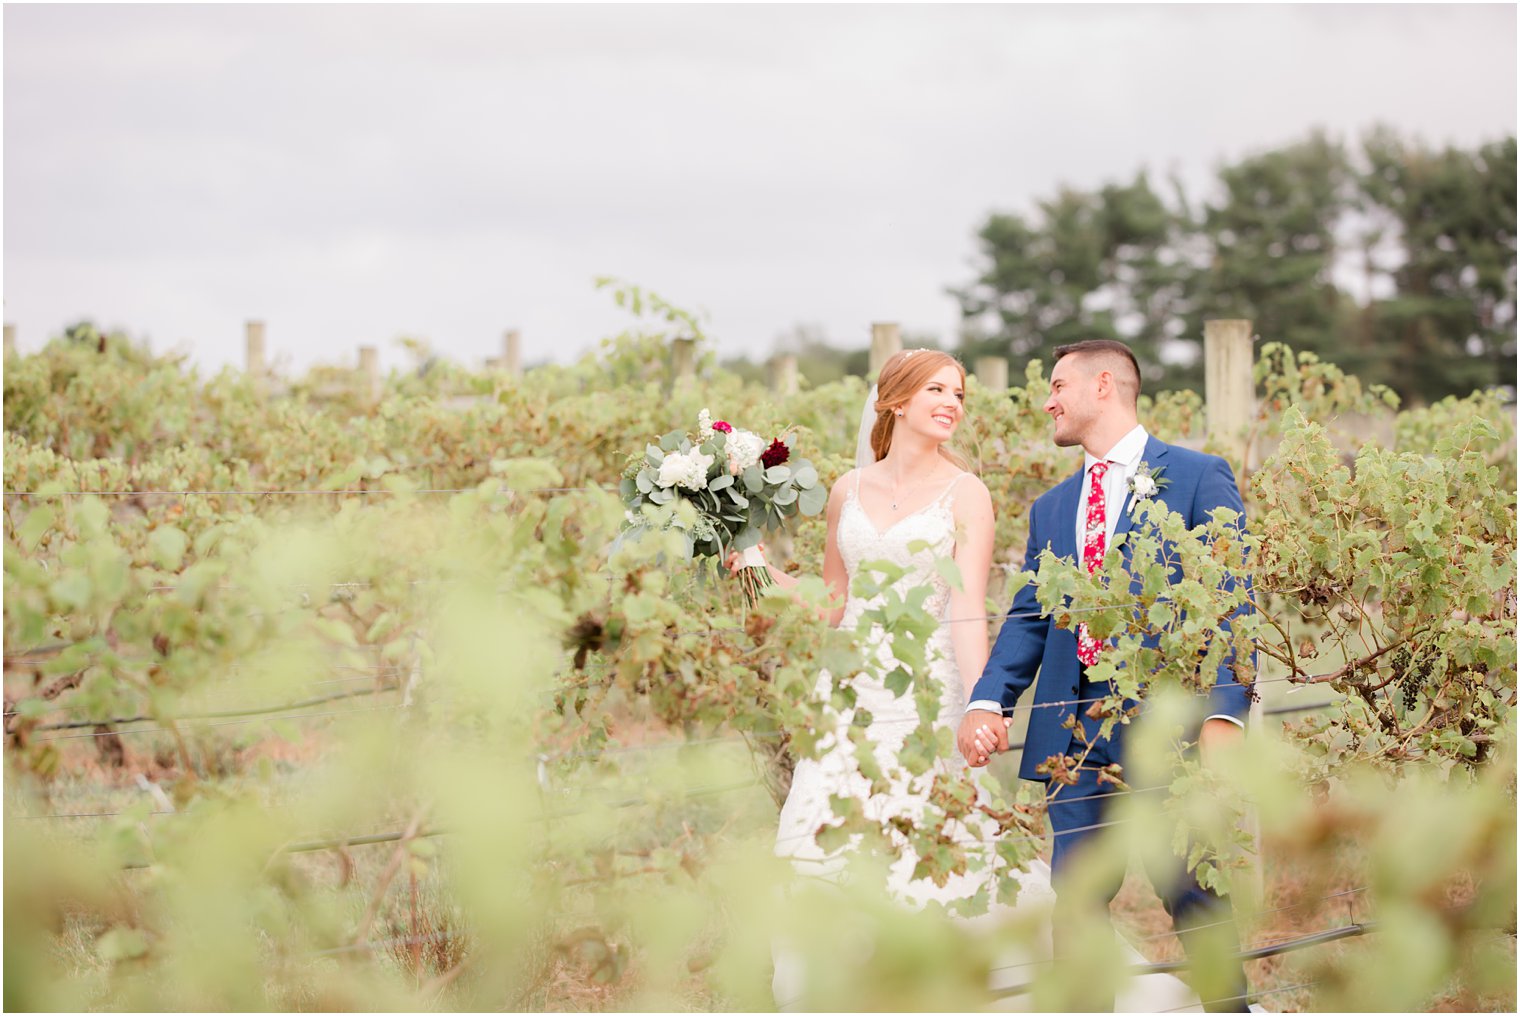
[889,476,922,511]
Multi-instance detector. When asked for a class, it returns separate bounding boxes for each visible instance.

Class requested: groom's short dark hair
[1052,340,1141,405]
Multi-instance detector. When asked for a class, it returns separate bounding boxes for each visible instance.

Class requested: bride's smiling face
[899,364,966,441]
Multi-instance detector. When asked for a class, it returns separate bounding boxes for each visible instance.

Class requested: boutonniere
[1127,462,1169,516]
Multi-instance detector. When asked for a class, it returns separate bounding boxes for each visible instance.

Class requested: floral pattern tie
[1077,461,1109,666]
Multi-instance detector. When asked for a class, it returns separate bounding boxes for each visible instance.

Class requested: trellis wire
[983,885,1375,985]
[12,670,1314,743]
[2,598,1161,663]
[6,760,1165,826]
[29,683,400,731]
[13,810,175,820]
[771,811,1131,853]
[16,592,1220,652]
[477,692,1336,767]
[3,486,599,497]
[1159,979,1319,1013]
[989,923,1372,1002]
[11,678,1328,761]
[29,704,400,742]
[1129,886,1369,945]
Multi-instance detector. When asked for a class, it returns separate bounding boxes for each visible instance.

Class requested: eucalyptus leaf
[797,484,828,516]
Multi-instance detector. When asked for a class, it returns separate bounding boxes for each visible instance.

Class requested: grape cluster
[1390,647,1429,713]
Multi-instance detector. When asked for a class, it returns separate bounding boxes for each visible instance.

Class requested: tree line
[737,126,1516,405]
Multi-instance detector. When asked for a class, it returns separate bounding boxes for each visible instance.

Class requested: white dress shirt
[968,423,1243,730]
[1077,423,1150,552]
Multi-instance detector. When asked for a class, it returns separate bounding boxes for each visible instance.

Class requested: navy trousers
[1045,711,1250,1012]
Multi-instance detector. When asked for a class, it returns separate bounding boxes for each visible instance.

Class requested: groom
[957,339,1252,1012]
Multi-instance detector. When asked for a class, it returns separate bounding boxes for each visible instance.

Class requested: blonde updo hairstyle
[868,349,971,469]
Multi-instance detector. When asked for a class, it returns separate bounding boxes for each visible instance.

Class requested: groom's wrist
[967,699,1003,715]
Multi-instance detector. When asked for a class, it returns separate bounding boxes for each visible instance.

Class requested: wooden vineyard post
[245,320,266,374]
[359,345,380,406]
[1204,319,1254,469]
[770,354,799,396]
[869,322,902,378]
[974,356,1009,392]
[245,320,267,398]
[1204,317,1264,901]
[671,337,697,385]
[502,329,522,378]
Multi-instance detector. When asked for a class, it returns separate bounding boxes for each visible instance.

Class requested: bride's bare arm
[947,477,995,699]
[726,473,850,627]
[817,477,850,627]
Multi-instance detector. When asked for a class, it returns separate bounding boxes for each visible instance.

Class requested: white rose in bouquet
[725,430,765,475]
[657,449,714,491]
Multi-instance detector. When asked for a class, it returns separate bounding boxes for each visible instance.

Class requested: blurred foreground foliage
[3,316,1515,1010]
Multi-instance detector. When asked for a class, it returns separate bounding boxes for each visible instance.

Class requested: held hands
[957,709,1012,767]
[955,712,1241,770]
[1198,716,1244,766]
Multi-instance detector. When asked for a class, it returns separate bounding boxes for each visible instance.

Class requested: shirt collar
[1084,424,1149,473]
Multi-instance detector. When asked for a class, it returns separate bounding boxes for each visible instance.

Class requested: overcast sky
[4,4,1516,375]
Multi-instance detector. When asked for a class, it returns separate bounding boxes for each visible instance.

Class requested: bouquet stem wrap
[735,545,773,604]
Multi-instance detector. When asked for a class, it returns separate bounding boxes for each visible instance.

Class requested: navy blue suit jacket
[970,435,1252,782]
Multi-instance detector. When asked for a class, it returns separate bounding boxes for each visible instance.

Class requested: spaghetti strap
[932,471,973,505]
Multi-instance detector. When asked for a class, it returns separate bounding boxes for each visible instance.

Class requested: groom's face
[1044,355,1099,448]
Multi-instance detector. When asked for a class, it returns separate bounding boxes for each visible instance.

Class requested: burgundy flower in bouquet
[760,439,789,469]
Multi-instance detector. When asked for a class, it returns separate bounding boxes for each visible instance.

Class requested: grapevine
[2,325,1514,1012]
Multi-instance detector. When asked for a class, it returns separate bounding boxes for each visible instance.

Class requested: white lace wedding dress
[774,470,1050,907]
[771,470,1198,1013]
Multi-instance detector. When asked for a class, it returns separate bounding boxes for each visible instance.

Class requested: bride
[731,350,1199,1012]
[732,350,1055,991]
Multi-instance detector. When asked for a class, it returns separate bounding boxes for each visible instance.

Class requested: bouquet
[620,409,827,599]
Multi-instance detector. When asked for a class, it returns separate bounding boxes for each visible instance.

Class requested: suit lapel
[1111,435,1170,542]
[1052,466,1084,561]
